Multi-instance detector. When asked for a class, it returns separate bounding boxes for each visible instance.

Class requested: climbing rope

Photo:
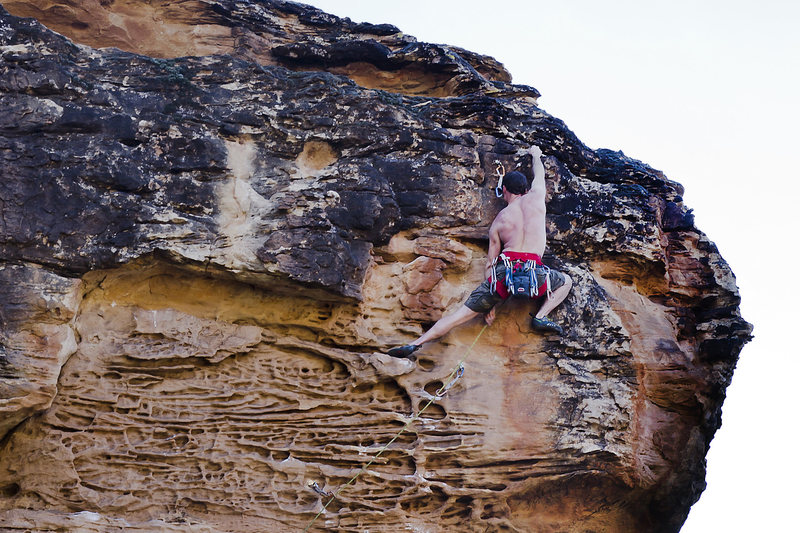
[302,322,491,532]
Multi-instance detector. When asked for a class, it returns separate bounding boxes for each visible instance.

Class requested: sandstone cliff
[0,2,752,532]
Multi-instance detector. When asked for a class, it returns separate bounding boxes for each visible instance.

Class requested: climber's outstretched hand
[485,306,496,326]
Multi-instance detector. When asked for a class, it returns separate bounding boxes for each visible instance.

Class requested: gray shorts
[464,262,567,313]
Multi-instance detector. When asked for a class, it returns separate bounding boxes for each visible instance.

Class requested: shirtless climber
[387,145,573,359]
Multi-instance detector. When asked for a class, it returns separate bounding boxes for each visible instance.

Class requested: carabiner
[494,161,506,198]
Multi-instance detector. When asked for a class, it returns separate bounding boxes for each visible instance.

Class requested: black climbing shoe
[387,344,421,359]
[530,315,564,336]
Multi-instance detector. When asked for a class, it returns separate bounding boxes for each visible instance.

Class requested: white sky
[308,1,799,531]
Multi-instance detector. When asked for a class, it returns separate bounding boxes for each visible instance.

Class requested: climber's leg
[387,277,504,358]
[534,273,572,318]
[387,305,480,358]
[416,304,481,345]
[531,272,572,335]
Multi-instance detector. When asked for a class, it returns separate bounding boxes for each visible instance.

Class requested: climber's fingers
[485,307,496,326]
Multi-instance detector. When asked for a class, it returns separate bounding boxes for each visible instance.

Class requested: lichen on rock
[0,2,751,532]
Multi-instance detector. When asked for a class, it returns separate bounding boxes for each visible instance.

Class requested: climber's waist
[497,251,542,263]
[488,251,551,300]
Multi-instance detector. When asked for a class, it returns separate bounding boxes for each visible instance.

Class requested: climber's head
[502,171,528,196]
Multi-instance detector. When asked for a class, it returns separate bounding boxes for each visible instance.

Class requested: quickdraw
[494,160,506,198]
[309,481,331,498]
[434,363,464,400]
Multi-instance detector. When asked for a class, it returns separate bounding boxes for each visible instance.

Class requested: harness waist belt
[499,251,542,263]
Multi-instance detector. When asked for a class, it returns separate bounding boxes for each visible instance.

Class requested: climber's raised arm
[527,145,545,199]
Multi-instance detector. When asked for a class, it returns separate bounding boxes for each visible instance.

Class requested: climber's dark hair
[503,171,528,195]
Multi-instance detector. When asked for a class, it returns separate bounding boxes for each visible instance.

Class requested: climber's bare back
[490,187,546,257]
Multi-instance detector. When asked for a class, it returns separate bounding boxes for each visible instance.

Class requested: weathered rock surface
[0,2,751,532]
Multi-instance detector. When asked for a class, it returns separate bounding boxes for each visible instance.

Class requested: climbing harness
[302,323,490,532]
[489,252,553,301]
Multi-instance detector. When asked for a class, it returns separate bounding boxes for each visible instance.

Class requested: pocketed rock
[0,2,751,532]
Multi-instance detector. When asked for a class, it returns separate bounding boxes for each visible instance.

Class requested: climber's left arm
[485,221,502,277]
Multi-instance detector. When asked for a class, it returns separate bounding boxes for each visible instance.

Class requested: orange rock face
[0,2,751,532]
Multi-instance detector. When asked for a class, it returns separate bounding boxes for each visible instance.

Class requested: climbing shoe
[530,315,564,336]
[387,344,421,359]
